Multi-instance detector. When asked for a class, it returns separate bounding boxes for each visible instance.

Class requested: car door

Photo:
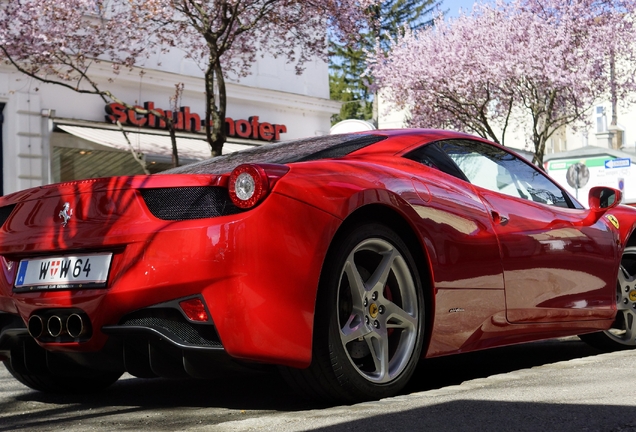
[437,139,618,323]
[402,142,504,291]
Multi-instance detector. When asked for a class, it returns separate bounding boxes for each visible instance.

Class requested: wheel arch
[607,206,636,250]
[319,203,435,356]
[625,229,636,249]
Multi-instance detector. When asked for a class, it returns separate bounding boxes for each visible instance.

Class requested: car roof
[164,129,480,175]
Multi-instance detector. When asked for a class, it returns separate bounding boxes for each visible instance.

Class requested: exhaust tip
[27,315,44,338]
[47,315,64,338]
[66,313,85,338]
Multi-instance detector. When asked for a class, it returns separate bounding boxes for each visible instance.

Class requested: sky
[443,0,480,19]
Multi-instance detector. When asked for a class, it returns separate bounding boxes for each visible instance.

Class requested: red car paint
[0,129,634,370]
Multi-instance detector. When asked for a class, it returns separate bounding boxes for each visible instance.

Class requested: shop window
[51,147,147,183]
[596,106,607,133]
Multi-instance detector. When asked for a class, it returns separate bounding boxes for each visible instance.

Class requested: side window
[404,143,469,182]
[438,140,571,208]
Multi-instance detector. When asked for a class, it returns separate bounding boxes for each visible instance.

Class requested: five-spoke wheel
[337,237,420,384]
[281,222,425,403]
[580,245,636,350]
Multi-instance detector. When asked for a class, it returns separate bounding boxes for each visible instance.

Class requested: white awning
[56,124,256,161]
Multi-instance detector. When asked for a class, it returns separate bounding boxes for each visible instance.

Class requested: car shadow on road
[404,336,603,394]
[10,337,603,413]
[311,400,636,432]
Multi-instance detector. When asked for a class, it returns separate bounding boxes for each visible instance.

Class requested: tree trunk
[204,56,227,158]
[532,134,546,167]
[610,48,617,128]
[372,90,379,128]
[168,124,179,167]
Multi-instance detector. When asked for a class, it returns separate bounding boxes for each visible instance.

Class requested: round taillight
[228,164,269,209]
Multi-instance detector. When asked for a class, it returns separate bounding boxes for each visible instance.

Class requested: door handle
[491,211,509,226]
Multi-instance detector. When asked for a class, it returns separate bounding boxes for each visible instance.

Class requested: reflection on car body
[0,129,634,403]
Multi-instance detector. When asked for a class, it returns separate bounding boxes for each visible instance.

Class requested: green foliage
[330,0,442,124]
[369,0,441,49]
[330,73,373,124]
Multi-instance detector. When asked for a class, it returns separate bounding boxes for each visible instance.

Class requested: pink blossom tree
[0,0,160,171]
[370,0,636,164]
[0,1,150,90]
[134,0,380,156]
[0,0,378,159]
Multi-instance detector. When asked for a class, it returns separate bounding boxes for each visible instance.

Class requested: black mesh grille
[0,204,16,228]
[140,187,242,221]
[122,311,222,348]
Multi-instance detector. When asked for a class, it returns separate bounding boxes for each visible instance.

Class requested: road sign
[566,163,590,189]
[605,158,631,169]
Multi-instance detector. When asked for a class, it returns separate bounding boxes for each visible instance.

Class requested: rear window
[164,134,387,175]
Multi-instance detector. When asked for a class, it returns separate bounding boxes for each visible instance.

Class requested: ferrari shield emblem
[606,215,620,230]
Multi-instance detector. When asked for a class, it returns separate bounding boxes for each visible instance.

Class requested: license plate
[14,253,112,292]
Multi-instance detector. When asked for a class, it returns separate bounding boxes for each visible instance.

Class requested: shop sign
[105,102,287,142]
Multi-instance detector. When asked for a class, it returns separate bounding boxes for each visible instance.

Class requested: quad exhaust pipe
[27,315,44,338]
[28,312,89,340]
[66,313,86,338]
[47,315,64,337]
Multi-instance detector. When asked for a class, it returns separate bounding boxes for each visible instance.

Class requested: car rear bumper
[0,309,250,379]
[0,176,342,370]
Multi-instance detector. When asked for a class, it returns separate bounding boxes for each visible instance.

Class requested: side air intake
[0,205,16,228]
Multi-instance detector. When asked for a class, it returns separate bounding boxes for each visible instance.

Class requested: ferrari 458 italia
[0,129,634,403]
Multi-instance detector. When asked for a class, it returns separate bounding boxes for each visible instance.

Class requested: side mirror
[577,187,622,226]
[589,186,621,211]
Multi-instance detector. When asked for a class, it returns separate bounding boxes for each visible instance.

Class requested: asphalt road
[0,337,635,431]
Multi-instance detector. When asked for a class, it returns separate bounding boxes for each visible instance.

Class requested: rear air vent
[140,187,242,221]
[0,205,16,228]
[121,309,222,347]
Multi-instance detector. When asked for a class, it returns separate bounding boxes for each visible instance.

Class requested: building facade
[0,52,340,195]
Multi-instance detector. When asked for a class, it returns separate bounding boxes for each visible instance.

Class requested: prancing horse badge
[606,214,620,230]
[59,202,73,227]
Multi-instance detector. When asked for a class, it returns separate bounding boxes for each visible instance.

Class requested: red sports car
[0,129,634,403]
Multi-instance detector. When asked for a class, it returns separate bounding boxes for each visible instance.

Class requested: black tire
[579,245,636,351]
[282,222,425,403]
[3,360,122,394]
